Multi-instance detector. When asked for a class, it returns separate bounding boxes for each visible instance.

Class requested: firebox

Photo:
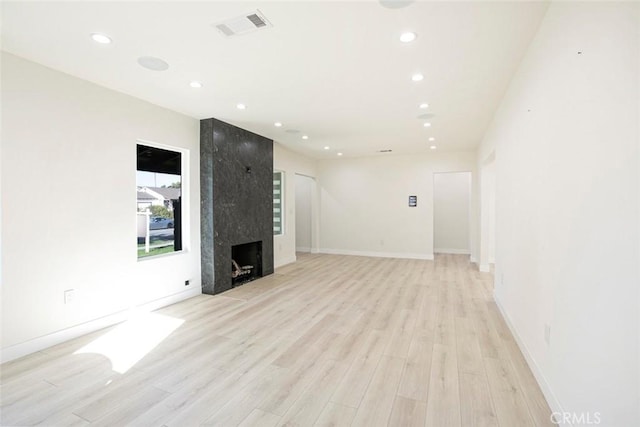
[231,241,263,287]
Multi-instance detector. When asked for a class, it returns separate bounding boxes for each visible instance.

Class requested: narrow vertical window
[136,144,182,258]
[273,171,283,235]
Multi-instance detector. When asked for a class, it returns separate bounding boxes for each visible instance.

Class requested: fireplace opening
[231,241,263,287]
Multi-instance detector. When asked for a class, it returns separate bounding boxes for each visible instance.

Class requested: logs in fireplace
[231,241,263,287]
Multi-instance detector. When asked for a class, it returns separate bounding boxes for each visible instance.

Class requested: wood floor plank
[459,372,498,427]
[123,364,229,426]
[0,254,551,427]
[314,402,357,427]
[455,316,485,375]
[351,355,404,427]
[0,379,59,426]
[397,336,433,402]
[473,305,509,360]
[238,408,281,427]
[272,314,340,368]
[258,356,327,416]
[501,337,555,426]
[90,385,169,427]
[200,365,286,426]
[36,412,90,427]
[388,395,427,427]
[425,343,461,427]
[383,329,412,359]
[330,353,381,408]
[0,351,56,384]
[277,359,350,426]
[71,369,162,422]
[483,356,535,427]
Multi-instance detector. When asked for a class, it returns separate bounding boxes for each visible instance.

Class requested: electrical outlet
[64,289,76,304]
[185,280,190,287]
[544,324,551,346]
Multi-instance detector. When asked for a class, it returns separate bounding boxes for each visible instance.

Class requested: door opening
[433,171,472,255]
[295,174,314,253]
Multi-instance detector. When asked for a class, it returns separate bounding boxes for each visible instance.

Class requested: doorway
[295,174,314,253]
[433,171,472,254]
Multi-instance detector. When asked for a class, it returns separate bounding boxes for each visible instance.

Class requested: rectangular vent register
[214,10,272,37]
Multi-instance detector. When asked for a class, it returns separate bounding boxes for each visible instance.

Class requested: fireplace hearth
[231,241,263,287]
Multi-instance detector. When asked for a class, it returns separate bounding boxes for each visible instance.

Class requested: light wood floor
[1,254,552,426]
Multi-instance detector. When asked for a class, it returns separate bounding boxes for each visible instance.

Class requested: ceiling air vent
[214,10,272,37]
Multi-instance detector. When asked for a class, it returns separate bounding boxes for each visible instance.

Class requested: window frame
[273,170,284,236]
[136,139,189,260]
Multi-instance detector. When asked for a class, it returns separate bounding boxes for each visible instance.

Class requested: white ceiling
[1,1,549,158]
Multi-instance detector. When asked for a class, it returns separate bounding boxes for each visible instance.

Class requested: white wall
[487,165,496,264]
[273,143,317,268]
[479,156,496,271]
[1,53,202,361]
[295,174,314,252]
[318,152,477,260]
[433,172,471,254]
[477,2,639,424]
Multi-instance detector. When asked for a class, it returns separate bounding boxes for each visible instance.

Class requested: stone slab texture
[200,118,274,295]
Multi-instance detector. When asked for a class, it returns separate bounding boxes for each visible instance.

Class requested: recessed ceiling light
[324,146,330,150]
[400,32,417,43]
[419,103,429,109]
[423,122,432,127]
[337,152,343,156]
[274,122,282,127]
[91,33,112,44]
[189,81,203,88]
[412,73,424,82]
[302,135,309,140]
[236,103,246,110]
[137,56,169,71]
[430,145,437,150]
[429,137,435,141]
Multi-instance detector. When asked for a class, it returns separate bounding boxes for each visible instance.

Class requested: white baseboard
[274,255,297,269]
[493,294,565,420]
[310,248,320,254]
[0,287,201,364]
[295,247,311,253]
[319,248,434,261]
[470,256,478,263]
[479,263,491,272]
[434,248,471,255]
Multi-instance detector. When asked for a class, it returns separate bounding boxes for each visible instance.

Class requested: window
[273,171,283,235]
[136,144,182,258]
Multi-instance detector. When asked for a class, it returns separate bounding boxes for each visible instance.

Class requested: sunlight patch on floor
[74,310,184,373]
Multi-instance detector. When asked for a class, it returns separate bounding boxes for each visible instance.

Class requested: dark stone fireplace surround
[200,118,274,295]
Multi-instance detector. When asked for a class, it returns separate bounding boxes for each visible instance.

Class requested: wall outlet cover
[64,289,76,304]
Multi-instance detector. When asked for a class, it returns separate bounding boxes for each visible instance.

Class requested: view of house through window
[273,171,283,235]
[137,144,182,258]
